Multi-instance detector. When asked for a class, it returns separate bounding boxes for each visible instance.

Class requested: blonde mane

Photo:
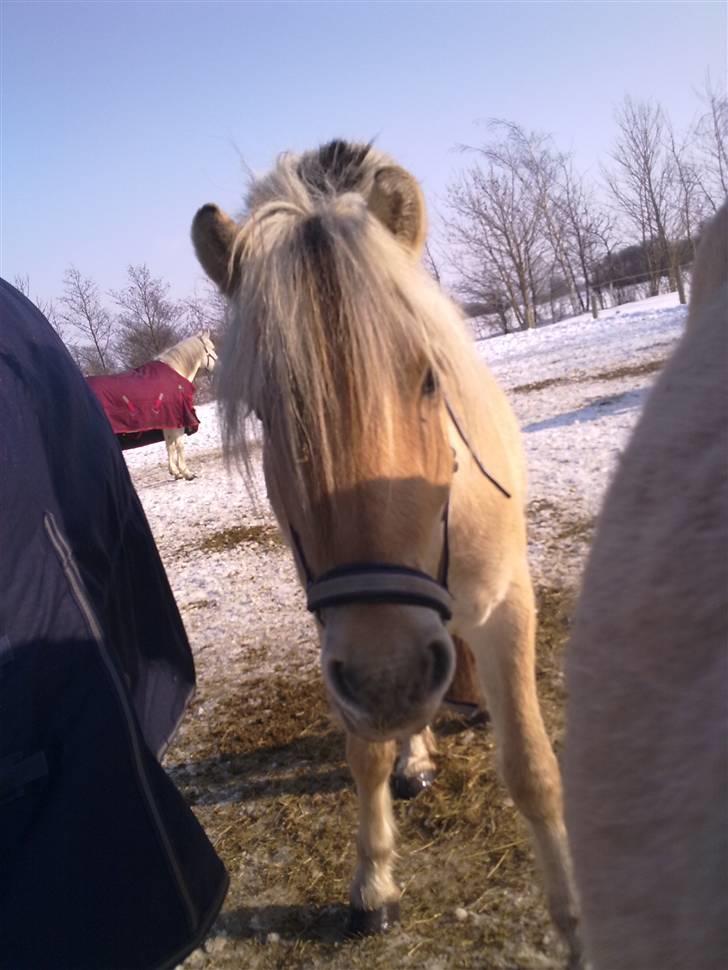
[156,333,208,376]
[217,145,481,502]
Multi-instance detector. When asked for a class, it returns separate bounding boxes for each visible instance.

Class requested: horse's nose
[324,629,455,734]
[328,658,363,709]
[426,635,454,694]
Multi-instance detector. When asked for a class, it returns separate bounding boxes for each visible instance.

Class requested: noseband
[290,399,510,624]
[292,498,452,621]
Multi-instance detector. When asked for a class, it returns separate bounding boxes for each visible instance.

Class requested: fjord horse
[564,202,728,970]
[192,141,579,963]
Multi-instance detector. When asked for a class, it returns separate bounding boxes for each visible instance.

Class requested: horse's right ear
[367,166,427,258]
[191,204,239,295]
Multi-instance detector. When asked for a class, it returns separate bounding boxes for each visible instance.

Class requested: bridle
[292,499,453,621]
[201,338,218,371]
[289,398,511,624]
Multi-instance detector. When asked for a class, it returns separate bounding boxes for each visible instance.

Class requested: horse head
[198,329,218,373]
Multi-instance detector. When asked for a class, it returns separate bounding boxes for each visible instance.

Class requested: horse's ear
[367,166,427,257]
[191,204,239,295]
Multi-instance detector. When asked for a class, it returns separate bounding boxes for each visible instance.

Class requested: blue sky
[1,0,725,304]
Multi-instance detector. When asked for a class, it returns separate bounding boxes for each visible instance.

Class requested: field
[122,294,686,970]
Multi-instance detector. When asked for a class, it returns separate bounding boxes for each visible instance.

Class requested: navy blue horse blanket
[87,360,200,450]
[0,280,227,969]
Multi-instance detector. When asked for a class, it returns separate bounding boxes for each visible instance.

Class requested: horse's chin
[327,694,432,743]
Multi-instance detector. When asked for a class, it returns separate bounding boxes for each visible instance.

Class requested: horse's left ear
[367,166,427,258]
[191,204,239,295]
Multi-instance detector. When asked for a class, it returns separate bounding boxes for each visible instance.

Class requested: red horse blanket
[87,361,200,444]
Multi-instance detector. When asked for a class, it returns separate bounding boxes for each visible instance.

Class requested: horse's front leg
[469,573,582,967]
[164,429,182,479]
[345,732,400,934]
[176,435,196,480]
[392,727,437,800]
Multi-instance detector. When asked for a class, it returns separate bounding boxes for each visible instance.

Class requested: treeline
[440,83,727,335]
[15,264,224,378]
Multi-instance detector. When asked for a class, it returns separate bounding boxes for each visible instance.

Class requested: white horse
[88,330,218,480]
[157,331,217,480]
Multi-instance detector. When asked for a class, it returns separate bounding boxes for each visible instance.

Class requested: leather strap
[306,563,453,620]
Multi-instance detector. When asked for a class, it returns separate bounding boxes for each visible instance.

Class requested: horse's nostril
[329,659,358,706]
[428,638,454,693]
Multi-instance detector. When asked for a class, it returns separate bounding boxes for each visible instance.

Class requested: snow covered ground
[124,291,687,657]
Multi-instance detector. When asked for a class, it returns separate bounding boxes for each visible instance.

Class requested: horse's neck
[161,343,203,382]
[184,360,202,382]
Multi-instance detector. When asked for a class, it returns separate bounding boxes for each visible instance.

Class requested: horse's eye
[422,368,438,397]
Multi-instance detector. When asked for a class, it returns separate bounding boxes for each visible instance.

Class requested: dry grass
[167,587,576,969]
[556,517,595,547]
[512,355,666,395]
[200,524,285,553]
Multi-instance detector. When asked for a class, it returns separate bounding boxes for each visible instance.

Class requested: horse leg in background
[164,428,196,481]
[392,637,490,800]
[391,726,437,800]
[444,634,488,720]
[346,733,400,933]
[468,571,581,968]
[164,428,183,479]
[174,432,196,481]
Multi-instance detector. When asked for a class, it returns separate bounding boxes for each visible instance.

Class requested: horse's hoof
[347,900,400,936]
[391,770,435,800]
[184,474,196,481]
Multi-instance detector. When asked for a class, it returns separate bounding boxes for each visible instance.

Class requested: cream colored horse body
[157,331,217,480]
[564,203,728,970]
[192,141,578,961]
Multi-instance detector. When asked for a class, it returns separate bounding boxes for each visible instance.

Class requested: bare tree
[605,97,686,303]
[491,122,587,314]
[555,162,618,313]
[445,94,715,330]
[447,127,546,329]
[667,122,706,257]
[179,281,226,336]
[694,76,728,212]
[446,121,615,328]
[588,215,626,306]
[58,266,115,374]
[111,264,185,368]
[13,273,66,340]
[423,241,442,285]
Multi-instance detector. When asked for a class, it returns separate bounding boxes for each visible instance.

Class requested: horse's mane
[156,333,206,374]
[218,142,481,502]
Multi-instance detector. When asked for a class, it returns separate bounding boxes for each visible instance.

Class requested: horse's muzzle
[321,605,455,738]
